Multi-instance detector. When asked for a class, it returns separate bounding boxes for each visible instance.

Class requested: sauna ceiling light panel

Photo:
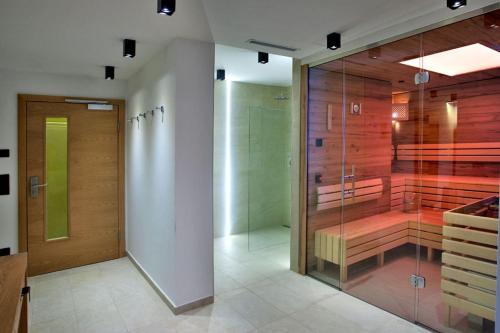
[399,43,500,76]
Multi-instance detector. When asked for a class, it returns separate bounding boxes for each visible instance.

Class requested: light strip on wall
[400,43,500,76]
[224,80,233,236]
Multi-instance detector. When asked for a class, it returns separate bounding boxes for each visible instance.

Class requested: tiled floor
[28,226,430,333]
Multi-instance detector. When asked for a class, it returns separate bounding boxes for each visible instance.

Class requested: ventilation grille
[247,39,298,52]
[392,103,409,121]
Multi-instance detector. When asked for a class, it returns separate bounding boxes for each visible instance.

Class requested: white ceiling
[0,0,212,80]
[202,0,500,60]
[215,45,292,86]
[0,0,498,81]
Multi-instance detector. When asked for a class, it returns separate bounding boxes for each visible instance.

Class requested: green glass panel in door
[45,117,69,240]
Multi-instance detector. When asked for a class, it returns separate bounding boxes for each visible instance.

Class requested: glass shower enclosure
[214,80,292,253]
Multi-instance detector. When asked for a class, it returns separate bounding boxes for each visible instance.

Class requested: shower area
[214,80,292,253]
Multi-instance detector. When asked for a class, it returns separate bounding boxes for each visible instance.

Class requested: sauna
[305,9,500,333]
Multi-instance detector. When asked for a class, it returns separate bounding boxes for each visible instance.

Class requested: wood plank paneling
[393,78,500,178]
[306,68,392,270]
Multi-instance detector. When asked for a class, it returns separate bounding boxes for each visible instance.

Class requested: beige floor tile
[76,303,128,333]
[72,283,115,314]
[317,293,398,332]
[291,303,365,333]
[115,291,179,331]
[252,317,311,333]
[30,313,79,333]
[178,301,255,333]
[225,290,286,328]
[246,279,314,314]
[30,290,75,325]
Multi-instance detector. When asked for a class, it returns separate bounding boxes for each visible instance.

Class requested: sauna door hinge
[409,274,425,288]
[414,71,430,85]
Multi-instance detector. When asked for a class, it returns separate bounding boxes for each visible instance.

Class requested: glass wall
[307,9,499,333]
[214,81,292,252]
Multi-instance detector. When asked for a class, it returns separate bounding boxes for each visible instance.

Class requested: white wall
[126,38,214,307]
[0,68,126,253]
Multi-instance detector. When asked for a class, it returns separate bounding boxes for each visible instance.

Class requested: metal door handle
[30,176,47,198]
[344,165,356,198]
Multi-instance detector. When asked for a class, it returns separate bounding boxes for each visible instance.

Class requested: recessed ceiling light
[157,0,175,16]
[399,43,500,76]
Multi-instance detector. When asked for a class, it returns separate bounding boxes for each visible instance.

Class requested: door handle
[30,176,47,198]
[344,165,356,198]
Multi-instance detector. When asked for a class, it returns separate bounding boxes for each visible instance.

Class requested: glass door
[306,66,345,288]
[307,33,426,323]
[339,37,424,322]
[247,88,292,252]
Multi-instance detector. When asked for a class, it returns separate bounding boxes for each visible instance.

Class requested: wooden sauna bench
[315,173,499,282]
[315,210,442,281]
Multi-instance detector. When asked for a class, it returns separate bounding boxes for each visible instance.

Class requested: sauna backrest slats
[393,142,500,162]
[317,178,383,210]
[391,175,498,211]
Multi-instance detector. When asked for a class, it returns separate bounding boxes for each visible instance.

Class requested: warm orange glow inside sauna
[306,9,499,333]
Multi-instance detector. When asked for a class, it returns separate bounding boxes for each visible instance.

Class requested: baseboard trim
[126,251,214,315]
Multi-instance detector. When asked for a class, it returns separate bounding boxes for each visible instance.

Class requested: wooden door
[26,101,120,275]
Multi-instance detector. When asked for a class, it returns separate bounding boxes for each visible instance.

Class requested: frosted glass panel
[45,117,69,240]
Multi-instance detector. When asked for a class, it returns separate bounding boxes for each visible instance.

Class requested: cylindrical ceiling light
[157,0,175,16]
[258,52,269,64]
[327,32,341,50]
[105,66,115,80]
[123,39,136,58]
[447,0,466,10]
[216,69,226,81]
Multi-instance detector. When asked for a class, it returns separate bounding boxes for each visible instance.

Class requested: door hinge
[414,71,430,85]
[409,274,425,288]
[117,122,120,133]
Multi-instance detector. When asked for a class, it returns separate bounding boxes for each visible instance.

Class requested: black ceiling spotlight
[105,66,115,80]
[123,39,136,58]
[157,0,175,16]
[216,69,225,81]
[327,32,341,50]
[447,0,466,10]
[258,52,269,64]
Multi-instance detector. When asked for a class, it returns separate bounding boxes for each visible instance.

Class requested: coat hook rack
[127,105,166,127]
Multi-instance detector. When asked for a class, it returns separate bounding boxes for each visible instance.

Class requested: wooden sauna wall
[307,68,393,269]
[392,78,500,178]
